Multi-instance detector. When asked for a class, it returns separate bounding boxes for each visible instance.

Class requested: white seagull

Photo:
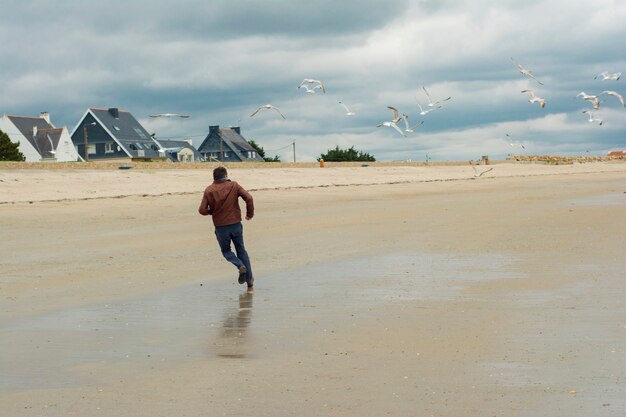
[149,113,191,118]
[594,71,621,81]
[250,104,286,119]
[599,90,626,108]
[521,89,546,108]
[576,92,601,110]
[582,110,603,126]
[469,161,493,177]
[299,79,325,93]
[417,101,440,116]
[298,84,323,94]
[338,101,356,116]
[511,57,544,85]
[422,85,452,107]
[506,134,526,150]
[376,121,406,137]
[401,114,424,133]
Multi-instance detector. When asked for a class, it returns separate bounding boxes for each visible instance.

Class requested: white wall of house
[0,115,41,161]
[177,147,195,162]
[54,127,80,162]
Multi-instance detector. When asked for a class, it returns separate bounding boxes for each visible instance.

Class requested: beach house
[71,108,165,161]
[152,138,203,162]
[197,126,263,162]
[0,112,80,162]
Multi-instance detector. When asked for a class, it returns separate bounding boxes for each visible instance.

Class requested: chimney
[40,112,51,124]
[108,108,119,118]
[184,138,192,145]
[231,126,241,135]
[209,125,219,137]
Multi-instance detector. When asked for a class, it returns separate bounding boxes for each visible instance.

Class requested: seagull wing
[250,107,262,117]
[390,122,405,137]
[410,121,424,130]
[602,90,625,107]
[434,96,452,105]
[401,114,410,130]
[387,106,400,122]
[270,106,286,119]
[339,101,350,112]
[422,86,434,105]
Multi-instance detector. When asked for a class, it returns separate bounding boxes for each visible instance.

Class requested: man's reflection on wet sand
[216,291,254,358]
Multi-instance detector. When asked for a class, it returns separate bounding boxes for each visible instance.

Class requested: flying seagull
[521,89,546,108]
[376,121,406,137]
[599,90,625,108]
[594,71,621,81]
[158,146,184,153]
[506,133,526,149]
[149,113,191,118]
[416,101,441,116]
[299,79,326,93]
[250,104,286,119]
[387,106,403,123]
[511,57,544,85]
[338,101,356,116]
[298,84,323,94]
[582,110,603,126]
[469,161,493,177]
[422,85,452,107]
[401,114,424,133]
[576,92,601,110]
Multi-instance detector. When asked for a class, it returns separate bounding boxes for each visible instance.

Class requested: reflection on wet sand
[216,291,254,358]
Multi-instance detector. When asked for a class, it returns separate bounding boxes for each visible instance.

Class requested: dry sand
[1,162,625,416]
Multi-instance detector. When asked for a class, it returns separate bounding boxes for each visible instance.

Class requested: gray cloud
[1,0,625,161]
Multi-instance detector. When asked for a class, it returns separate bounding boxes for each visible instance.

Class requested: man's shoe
[246,277,254,290]
[238,266,247,284]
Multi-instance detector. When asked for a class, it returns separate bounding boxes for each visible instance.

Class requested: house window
[87,144,96,154]
[105,143,114,153]
[129,144,137,150]
[224,151,229,158]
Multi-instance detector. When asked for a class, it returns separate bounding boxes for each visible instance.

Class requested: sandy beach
[1,162,625,416]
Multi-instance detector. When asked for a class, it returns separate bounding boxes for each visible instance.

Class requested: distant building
[197,126,263,162]
[152,138,203,162]
[70,108,165,161]
[0,112,80,162]
[607,150,625,157]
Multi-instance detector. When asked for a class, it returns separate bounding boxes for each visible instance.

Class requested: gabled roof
[221,129,256,153]
[73,108,162,159]
[7,115,58,157]
[197,126,263,161]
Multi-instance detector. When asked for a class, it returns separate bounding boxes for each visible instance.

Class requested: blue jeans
[214,222,253,282]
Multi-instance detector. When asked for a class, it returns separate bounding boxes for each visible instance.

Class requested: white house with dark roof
[197,126,264,162]
[0,112,80,162]
[70,108,165,161]
[151,138,203,162]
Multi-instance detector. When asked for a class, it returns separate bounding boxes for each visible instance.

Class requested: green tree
[248,139,281,162]
[319,146,375,162]
[0,129,25,161]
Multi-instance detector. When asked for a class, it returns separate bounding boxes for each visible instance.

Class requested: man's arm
[238,185,254,220]
[198,191,212,216]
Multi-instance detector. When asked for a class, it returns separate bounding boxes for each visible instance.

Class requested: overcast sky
[1,0,625,161]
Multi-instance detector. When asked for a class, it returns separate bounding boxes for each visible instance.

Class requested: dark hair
[213,166,228,181]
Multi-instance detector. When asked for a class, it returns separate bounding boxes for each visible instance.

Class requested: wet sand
[1,165,625,416]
